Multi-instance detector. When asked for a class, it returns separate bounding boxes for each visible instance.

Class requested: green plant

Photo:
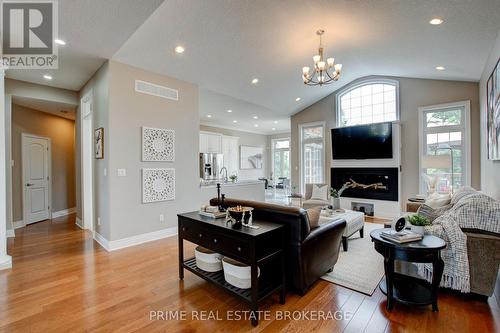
[330,182,351,198]
[407,214,430,226]
[229,175,238,182]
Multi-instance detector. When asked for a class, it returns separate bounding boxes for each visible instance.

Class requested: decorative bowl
[227,206,253,229]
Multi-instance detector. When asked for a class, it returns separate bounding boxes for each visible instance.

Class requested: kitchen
[198,125,268,205]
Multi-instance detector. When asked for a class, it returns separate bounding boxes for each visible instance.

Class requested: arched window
[336,79,399,127]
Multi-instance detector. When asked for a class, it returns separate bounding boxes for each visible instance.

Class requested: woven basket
[195,246,223,272]
[222,257,260,289]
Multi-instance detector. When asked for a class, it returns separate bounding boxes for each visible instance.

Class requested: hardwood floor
[1,214,499,332]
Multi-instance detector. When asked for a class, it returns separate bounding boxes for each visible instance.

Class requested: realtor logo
[1,0,58,68]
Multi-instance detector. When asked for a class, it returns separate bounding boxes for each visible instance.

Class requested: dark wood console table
[370,229,446,311]
[178,212,286,326]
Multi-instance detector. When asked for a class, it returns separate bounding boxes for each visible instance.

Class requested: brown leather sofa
[210,197,346,295]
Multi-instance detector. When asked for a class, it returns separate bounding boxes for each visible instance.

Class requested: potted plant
[229,174,238,183]
[330,182,351,210]
[407,214,431,235]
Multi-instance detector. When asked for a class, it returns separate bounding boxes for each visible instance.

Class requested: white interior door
[22,135,50,224]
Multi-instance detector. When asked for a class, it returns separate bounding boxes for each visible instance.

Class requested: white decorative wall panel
[142,127,175,161]
[142,168,175,203]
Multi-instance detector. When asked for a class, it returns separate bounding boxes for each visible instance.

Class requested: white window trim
[299,121,326,194]
[418,100,471,194]
[335,78,400,127]
[271,137,290,179]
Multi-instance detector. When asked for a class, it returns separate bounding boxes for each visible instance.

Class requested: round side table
[370,229,446,311]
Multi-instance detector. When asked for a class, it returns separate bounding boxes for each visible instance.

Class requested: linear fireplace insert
[331,167,399,202]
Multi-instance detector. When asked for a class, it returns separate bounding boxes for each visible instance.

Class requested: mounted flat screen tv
[331,122,393,159]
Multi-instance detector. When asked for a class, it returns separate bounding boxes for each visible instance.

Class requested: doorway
[21,134,51,224]
[80,91,94,232]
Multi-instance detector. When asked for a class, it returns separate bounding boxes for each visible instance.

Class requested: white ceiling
[113,0,500,133]
[12,96,76,120]
[5,1,500,135]
[5,0,165,91]
[200,89,289,134]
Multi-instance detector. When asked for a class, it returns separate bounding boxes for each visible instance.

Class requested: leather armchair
[210,197,346,295]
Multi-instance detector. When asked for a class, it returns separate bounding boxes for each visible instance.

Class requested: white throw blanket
[417,189,500,292]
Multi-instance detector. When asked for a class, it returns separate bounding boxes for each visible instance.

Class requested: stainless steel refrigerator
[199,153,224,180]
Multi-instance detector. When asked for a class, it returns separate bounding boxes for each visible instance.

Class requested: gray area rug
[321,222,385,295]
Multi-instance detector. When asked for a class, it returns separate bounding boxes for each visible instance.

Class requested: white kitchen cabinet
[221,135,239,176]
[200,131,222,153]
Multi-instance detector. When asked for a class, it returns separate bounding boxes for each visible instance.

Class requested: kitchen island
[199,180,265,205]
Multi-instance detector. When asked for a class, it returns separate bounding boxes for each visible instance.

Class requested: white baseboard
[13,220,24,229]
[6,229,15,238]
[52,207,76,219]
[93,231,110,251]
[0,255,12,270]
[93,226,178,252]
[75,217,84,229]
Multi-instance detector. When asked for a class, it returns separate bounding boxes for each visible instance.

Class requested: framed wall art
[240,145,264,169]
[142,168,175,203]
[487,57,500,160]
[142,126,175,162]
[95,127,104,159]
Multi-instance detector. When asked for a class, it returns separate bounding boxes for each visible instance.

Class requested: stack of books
[380,230,423,243]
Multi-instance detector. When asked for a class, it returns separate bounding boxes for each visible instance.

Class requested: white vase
[331,197,341,210]
[411,225,425,235]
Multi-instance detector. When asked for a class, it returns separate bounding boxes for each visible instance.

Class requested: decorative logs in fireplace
[331,167,399,202]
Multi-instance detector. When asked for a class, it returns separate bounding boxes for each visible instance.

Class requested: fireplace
[331,167,399,202]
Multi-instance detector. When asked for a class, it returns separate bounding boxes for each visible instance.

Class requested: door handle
[25,183,34,187]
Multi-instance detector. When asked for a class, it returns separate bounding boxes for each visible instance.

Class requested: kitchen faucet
[220,167,228,182]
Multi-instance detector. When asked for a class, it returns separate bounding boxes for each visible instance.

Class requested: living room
[0,1,499,332]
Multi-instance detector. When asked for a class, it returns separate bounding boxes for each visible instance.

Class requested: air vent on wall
[135,80,178,101]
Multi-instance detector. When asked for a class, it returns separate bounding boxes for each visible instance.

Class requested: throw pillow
[417,204,452,223]
[311,184,328,201]
[425,192,451,209]
[307,207,322,229]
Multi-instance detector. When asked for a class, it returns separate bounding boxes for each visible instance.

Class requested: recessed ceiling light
[254,124,259,127]
[174,45,185,53]
[273,121,278,124]
[253,116,258,119]
[233,120,238,123]
[435,66,445,71]
[43,74,52,80]
[429,17,444,25]
[54,39,66,45]
[207,114,212,118]
[295,97,301,102]
[251,78,259,84]
[227,109,233,113]
[272,127,276,131]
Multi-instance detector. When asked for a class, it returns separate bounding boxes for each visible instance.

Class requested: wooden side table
[370,229,446,311]
[178,212,286,326]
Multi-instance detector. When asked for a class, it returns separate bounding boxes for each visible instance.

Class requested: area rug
[321,222,385,295]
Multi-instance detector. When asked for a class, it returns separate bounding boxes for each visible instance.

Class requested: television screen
[331,122,393,159]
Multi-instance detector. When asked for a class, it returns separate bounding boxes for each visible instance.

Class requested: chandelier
[302,29,342,86]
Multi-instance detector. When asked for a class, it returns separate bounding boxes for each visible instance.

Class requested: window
[272,138,290,179]
[300,122,325,192]
[337,79,399,127]
[419,101,471,194]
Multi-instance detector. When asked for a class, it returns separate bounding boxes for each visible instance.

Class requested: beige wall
[107,61,199,241]
[291,76,480,206]
[480,30,500,200]
[200,125,270,180]
[5,79,79,229]
[11,104,76,221]
[78,62,110,237]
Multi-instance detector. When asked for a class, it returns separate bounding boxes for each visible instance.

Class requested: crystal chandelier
[302,29,342,86]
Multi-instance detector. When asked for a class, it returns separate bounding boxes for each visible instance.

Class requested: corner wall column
[0,67,13,270]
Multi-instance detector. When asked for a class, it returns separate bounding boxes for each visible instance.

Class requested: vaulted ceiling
[6,0,500,134]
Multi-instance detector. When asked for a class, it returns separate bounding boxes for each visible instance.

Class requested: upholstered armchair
[302,183,330,209]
